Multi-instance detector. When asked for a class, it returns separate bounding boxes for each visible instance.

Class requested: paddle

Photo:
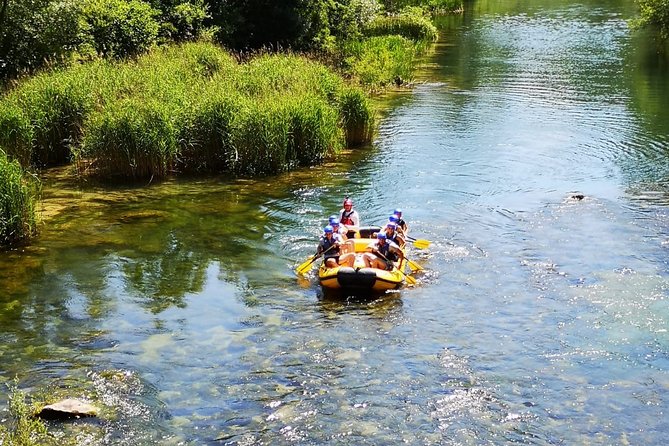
[407,258,424,272]
[372,249,417,286]
[295,243,336,275]
[406,235,430,249]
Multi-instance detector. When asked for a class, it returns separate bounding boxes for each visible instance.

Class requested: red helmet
[343,198,353,207]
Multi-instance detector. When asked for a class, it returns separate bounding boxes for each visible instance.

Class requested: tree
[0,0,82,81]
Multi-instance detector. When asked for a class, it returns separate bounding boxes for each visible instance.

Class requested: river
[2,0,669,444]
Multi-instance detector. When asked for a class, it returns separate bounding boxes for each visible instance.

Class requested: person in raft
[392,208,409,235]
[363,232,404,270]
[329,217,355,254]
[339,197,360,237]
[384,222,405,247]
[317,225,355,268]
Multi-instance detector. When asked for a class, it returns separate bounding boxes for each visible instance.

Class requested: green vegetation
[634,0,669,40]
[0,1,463,246]
[0,150,39,247]
[0,381,56,446]
[1,43,372,180]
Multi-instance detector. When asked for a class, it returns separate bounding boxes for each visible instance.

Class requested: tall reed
[0,150,39,246]
[1,42,375,180]
[343,36,417,88]
[0,102,34,166]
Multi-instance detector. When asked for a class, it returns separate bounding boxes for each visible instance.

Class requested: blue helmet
[331,218,340,226]
[389,215,399,223]
[376,232,386,239]
[324,225,334,233]
[328,215,338,224]
[394,208,402,216]
[386,222,397,230]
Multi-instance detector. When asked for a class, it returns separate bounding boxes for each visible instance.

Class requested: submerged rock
[37,398,99,420]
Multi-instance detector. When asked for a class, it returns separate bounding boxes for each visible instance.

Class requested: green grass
[0,150,39,246]
[1,42,374,180]
[343,35,417,88]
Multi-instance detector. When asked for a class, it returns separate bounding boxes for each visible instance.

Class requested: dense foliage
[0,0,458,83]
[634,0,669,40]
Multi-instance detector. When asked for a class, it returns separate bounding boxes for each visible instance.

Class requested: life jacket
[340,210,355,226]
[375,241,398,262]
[319,236,340,258]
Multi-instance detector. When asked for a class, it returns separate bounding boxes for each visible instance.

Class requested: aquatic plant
[0,150,39,246]
[343,35,417,88]
[0,381,56,446]
[364,8,439,43]
[338,87,375,147]
[0,102,34,167]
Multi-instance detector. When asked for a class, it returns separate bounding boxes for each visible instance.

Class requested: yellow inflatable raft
[318,227,407,294]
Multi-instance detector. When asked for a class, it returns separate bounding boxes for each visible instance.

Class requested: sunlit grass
[1,42,374,180]
[0,150,39,246]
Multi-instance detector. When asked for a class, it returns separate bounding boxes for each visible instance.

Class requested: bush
[0,0,83,81]
[159,0,210,42]
[80,0,161,58]
[634,0,669,40]
[0,150,39,246]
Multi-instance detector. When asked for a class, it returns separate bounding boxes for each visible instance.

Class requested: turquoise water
[2,0,669,444]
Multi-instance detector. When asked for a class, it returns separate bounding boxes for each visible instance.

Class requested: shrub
[80,0,161,58]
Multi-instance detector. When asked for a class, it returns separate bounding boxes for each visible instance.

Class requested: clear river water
[2,0,669,444]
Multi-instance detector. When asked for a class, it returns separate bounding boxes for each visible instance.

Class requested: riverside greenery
[0,42,374,181]
[0,150,38,247]
[0,4,442,246]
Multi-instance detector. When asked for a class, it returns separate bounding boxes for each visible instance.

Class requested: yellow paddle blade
[407,259,423,272]
[296,255,318,275]
[404,272,417,285]
[411,238,430,249]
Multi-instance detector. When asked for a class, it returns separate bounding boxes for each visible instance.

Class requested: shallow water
[2,0,669,444]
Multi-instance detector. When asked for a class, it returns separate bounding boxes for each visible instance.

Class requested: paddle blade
[407,259,423,272]
[411,238,430,249]
[296,256,317,275]
[404,273,417,286]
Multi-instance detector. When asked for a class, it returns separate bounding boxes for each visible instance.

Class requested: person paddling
[363,232,404,270]
[392,208,409,235]
[317,225,355,268]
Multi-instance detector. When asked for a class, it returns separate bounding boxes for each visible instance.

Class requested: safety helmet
[324,225,333,233]
[328,215,338,224]
[343,198,353,207]
[388,215,399,223]
[394,208,402,216]
[386,222,397,230]
[331,218,340,226]
[376,232,386,239]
